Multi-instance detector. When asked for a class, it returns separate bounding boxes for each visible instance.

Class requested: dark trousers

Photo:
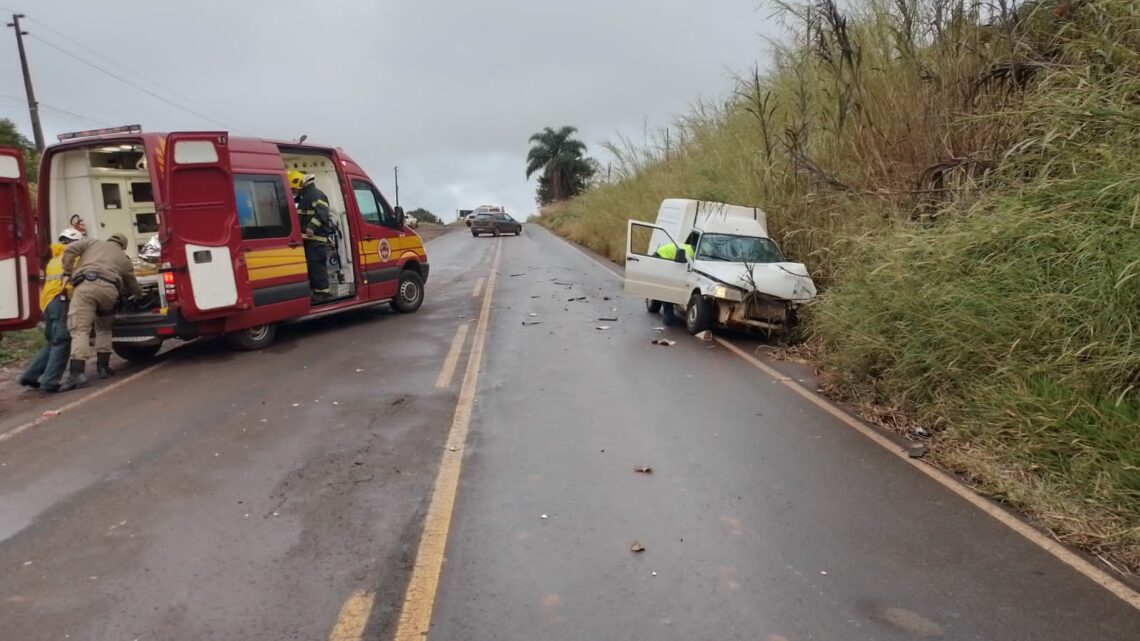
[21,297,71,389]
[304,241,330,294]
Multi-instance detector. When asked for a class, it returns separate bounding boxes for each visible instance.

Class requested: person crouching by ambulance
[17,228,84,393]
[58,233,141,391]
[289,170,334,301]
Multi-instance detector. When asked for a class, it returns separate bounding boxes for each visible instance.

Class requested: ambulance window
[233,174,292,239]
[352,181,382,225]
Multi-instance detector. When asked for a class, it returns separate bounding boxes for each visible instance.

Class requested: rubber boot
[59,359,89,392]
[96,352,114,379]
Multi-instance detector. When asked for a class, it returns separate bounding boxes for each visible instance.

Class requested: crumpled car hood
[693,260,817,303]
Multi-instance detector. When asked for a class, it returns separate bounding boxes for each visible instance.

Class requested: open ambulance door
[624,220,689,305]
[162,132,252,319]
[0,146,40,331]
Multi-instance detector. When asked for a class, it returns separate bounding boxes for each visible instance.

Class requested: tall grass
[541,0,1140,567]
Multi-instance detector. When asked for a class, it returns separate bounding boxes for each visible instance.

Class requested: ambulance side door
[348,178,403,300]
[0,146,39,331]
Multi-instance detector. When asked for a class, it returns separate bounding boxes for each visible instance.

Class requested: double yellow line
[328,239,503,641]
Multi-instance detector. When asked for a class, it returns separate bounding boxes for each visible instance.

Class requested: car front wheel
[686,293,712,335]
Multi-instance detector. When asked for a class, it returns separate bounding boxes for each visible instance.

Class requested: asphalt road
[1,226,1138,640]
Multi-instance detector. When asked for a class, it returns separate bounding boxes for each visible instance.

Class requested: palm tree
[526,126,595,204]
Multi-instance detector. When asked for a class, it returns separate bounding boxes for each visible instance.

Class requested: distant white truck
[624,199,817,336]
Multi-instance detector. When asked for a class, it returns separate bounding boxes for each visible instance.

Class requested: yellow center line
[434,323,471,389]
[471,276,485,298]
[392,238,503,641]
[327,590,375,641]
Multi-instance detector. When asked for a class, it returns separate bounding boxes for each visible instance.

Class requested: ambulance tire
[112,341,162,363]
[394,270,425,314]
[226,324,277,351]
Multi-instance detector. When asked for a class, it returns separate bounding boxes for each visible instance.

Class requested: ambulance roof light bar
[57,124,142,142]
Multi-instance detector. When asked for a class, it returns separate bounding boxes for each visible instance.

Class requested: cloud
[1,0,776,219]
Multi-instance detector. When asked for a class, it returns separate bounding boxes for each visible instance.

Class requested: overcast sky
[0,0,777,220]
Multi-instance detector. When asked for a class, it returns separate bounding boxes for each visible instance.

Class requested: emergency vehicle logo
[379,238,392,262]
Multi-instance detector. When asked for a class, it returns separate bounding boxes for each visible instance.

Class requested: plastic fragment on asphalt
[596,326,611,330]
[540,514,548,519]
[447,445,459,452]
[355,368,365,372]
[522,321,543,326]
[510,272,526,277]
[652,571,658,577]
[653,327,666,331]
[635,466,653,474]
[42,410,59,417]
[598,316,618,322]
[630,541,646,553]
[292,403,300,407]
[528,313,540,317]
[568,296,586,301]
[820,571,828,575]
[651,339,677,346]
[695,330,713,341]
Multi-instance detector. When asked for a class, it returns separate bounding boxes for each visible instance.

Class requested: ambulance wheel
[394,270,425,313]
[645,299,662,314]
[226,324,277,351]
[112,341,162,363]
[686,293,712,335]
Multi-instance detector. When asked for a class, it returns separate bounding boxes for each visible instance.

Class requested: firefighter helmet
[58,227,83,243]
[287,169,306,190]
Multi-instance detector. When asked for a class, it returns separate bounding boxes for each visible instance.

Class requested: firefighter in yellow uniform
[289,170,333,301]
[17,228,83,393]
[59,233,141,391]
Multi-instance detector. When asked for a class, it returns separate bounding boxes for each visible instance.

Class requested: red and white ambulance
[0,126,429,360]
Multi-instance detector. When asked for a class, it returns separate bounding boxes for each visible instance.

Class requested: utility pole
[7,14,45,152]
[393,165,400,207]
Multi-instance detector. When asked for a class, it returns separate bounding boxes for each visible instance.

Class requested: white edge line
[543,226,1140,610]
[0,361,167,445]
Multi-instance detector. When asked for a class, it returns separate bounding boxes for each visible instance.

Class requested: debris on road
[695,330,713,341]
[630,541,646,553]
[596,326,611,331]
[652,571,658,577]
[567,296,587,302]
[447,445,459,452]
[355,368,365,373]
[634,465,653,474]
[540,513,548,520]
[510,272,526,277]
[908,443,927,459]
[653,327,666,331]
[603,296,612,300]
[598,316,618,322]
[528,313,540,317]
[651,339,677,346]
[912,426,932,439]
[42,410,59,417]
[522,321,543,326]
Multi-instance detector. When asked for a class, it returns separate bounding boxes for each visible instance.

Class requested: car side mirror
[674,249,688,263]
[395,206,406,227]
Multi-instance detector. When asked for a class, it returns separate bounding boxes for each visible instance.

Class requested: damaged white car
[624,199,817,336]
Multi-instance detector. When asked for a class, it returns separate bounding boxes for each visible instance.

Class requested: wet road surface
[1,226,1138,640]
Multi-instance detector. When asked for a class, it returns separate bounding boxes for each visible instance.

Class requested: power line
[28,33,237,131]
[27,16,249,131]
[0,93,110,126]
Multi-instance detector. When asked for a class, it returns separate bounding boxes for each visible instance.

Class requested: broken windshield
[696,233,785,263]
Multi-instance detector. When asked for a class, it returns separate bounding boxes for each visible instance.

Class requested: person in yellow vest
[17,228,84,393]
[655,241,694,261]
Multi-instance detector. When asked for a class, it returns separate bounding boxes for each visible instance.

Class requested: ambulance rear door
[0,146,40,331]
[161,132,252,319]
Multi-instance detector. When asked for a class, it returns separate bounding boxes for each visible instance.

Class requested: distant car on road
[406,213,418,229]
[471,212,522,237]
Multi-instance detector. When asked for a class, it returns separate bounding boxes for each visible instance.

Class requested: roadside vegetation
[0,329,43,368]
[539,0,1140,569]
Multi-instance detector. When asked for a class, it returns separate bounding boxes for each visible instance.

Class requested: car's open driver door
[624,220,689,305]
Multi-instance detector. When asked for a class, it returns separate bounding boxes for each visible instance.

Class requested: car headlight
[713,285,728,299]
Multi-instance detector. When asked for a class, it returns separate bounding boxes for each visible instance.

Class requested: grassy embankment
[539,0,1140,569]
